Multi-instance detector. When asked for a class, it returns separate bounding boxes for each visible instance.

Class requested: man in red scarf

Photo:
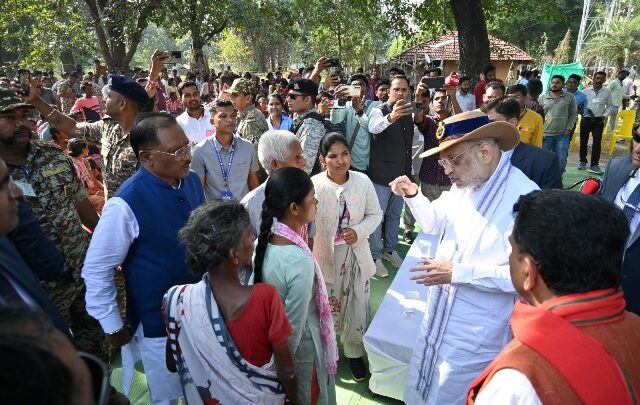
[468,190,640,404]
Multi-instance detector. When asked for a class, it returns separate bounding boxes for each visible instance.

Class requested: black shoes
[350,357,369,382]
[403,230,415,244]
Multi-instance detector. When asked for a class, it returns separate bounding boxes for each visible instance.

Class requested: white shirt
[614,168,640,243]
[176,108,213,144]
[82,197,139,333]
[623,77,635,96]
[475,369,542,405]
[368,105,415,134]
[456,90,476,112]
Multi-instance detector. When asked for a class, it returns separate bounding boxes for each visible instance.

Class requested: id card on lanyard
[214,138,236,200]
[15,165,37,197]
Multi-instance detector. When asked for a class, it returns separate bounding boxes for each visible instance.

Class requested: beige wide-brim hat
[419,110,520,158]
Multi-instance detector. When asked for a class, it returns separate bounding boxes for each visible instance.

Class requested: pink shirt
[72,96,102,119]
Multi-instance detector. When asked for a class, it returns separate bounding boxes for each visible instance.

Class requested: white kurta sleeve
[452,221,516,293]
[475,369,542,405]
[452,263,516,293]
[404,193,447,235]
[82,197,139,333]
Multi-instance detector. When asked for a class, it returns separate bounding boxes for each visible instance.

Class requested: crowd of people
[0,50,639,405]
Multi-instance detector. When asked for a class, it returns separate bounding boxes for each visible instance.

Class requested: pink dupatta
[272,219,339,375]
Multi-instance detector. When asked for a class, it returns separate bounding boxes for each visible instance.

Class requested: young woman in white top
[311,133,382,381]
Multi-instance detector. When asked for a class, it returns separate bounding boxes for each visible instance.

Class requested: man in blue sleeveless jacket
[82,112,204,404]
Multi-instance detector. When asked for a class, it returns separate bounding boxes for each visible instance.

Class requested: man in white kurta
[390,111,539,404]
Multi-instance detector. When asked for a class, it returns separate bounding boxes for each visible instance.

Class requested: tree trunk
[59,48,75,73]
[83,0,159,73]
[614,57,625,77]
[449,0,491,82]
[191,35,210,75]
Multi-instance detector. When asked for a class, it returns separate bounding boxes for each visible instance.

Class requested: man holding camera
[329,74,379,172]
[367,75,415,276]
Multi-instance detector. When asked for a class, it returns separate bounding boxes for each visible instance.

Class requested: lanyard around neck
[213,137,236,191]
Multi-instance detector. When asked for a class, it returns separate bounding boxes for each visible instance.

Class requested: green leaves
[581,15,640,71]
[0,0,97,70]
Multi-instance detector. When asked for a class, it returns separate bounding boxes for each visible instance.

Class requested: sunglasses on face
[287,93,309,100]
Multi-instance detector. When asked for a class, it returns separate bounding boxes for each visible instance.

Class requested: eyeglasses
[437,144,478,169]
[144,143,191,160]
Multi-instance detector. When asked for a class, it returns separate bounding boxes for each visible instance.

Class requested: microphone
[564,177,602,194]
[579,177,602,195]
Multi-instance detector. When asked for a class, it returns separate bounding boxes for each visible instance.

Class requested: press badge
[221,191,233,200]
[15,181,37,197]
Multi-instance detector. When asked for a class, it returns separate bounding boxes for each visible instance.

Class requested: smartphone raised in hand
[421,76,445,89]
[163,51,182,64]
[410,101,424,114]
[345,85,361,97]
[18,70,31,97]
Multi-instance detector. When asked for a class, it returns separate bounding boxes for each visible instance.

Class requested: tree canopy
[0,0,636,76]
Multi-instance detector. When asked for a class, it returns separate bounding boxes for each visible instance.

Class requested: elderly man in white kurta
[389,111,539,404]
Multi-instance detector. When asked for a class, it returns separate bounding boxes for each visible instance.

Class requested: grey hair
[178,201,252,275]
[257,130,300,175]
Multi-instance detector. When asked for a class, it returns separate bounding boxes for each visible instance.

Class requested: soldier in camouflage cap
[21,57,163,198]
[226,77,269,146]
[0,88,109,362]
[18,60,162,358]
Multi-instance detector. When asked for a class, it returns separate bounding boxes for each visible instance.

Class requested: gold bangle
[46,109,58,120]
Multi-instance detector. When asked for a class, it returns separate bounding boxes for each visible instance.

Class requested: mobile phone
[421,76,445,89]
[18,70,30,97]
[346,85,361,97]
[328,58,340,67]
[410,101,423,114]
[328,99,346,109]
[165,51,182,64]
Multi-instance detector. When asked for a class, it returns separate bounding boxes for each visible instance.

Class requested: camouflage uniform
[237,106,269,144]
[226,78,269,182]
[226,78,269,145]
[75,117,138,197]
[57,79,78,114]
[294,108,327,174]
[7,141,108,361]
